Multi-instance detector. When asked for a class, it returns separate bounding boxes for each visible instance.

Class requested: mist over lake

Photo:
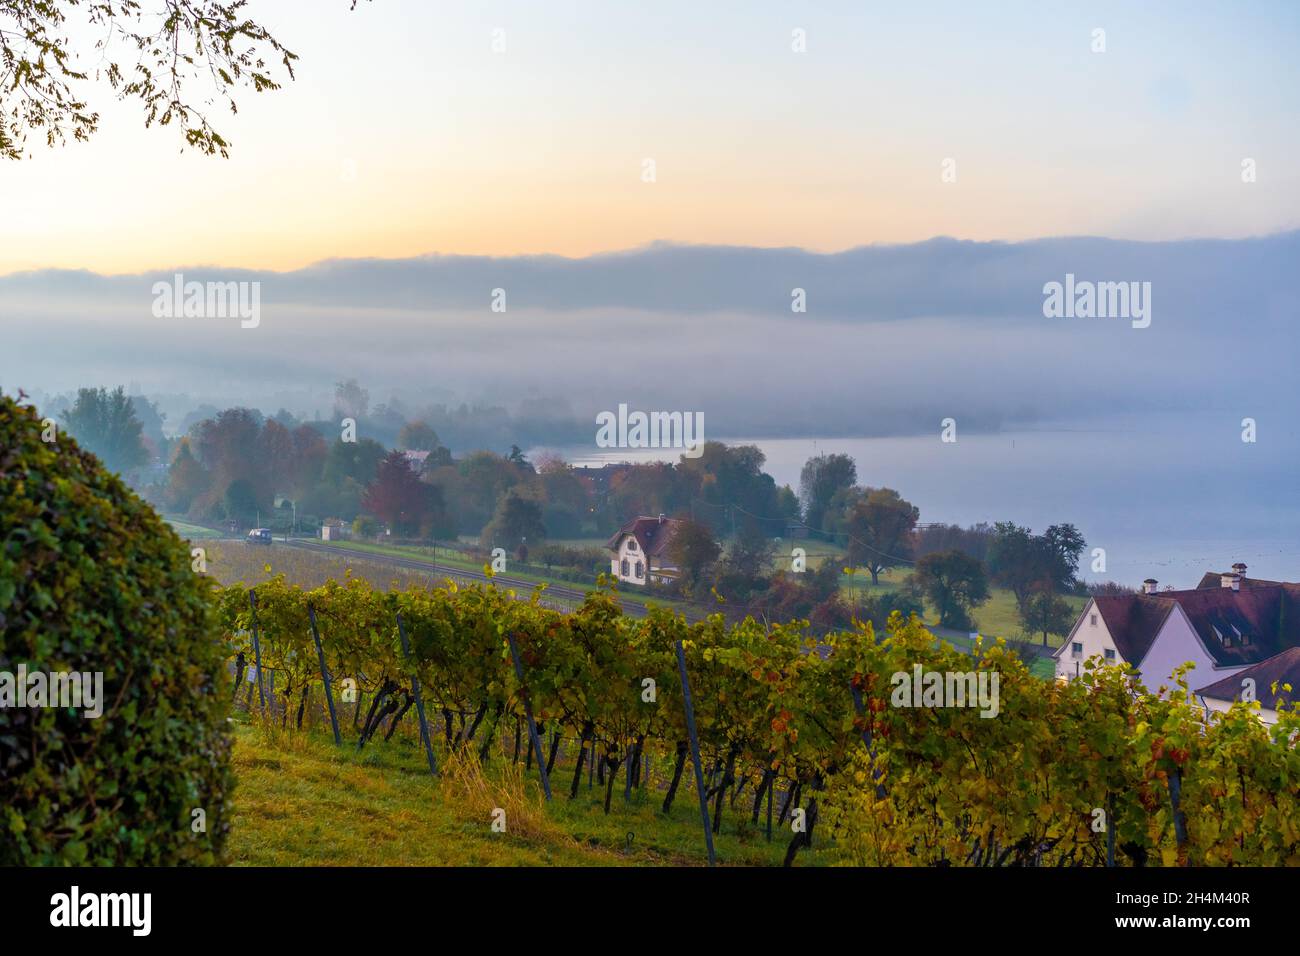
[531,412,1300,589]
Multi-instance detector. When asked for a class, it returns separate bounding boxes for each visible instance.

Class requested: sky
[1,0,1298,274]
[1,1,1297,580]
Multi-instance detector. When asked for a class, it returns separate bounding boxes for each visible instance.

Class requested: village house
[1053,564,1300,718]
[401,450,430,472]
[1197,646,1300,726]
[606,514,682,586]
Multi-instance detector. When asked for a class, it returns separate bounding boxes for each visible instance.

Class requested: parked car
[245,528,273,546]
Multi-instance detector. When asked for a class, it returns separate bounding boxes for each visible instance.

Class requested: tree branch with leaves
[0,0,366,160]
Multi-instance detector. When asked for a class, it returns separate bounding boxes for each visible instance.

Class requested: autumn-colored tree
[257,418,296,497]
[397,420,440,451]
[844,487,919,585]
[289,425,328,498]
[666,518,720,592]
[361,450,431,536]
[164,438,210,512]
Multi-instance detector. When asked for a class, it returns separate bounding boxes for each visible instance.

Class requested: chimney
[1142,578,1158,594]
[1232,562,1247,579]
[1221,573,1241,591]
[658,513,666,524]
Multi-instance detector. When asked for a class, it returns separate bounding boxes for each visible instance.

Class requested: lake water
[530,415,1300,589]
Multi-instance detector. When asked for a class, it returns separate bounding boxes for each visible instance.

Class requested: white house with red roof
[1054,565,1300,709]
[605,514,682,586]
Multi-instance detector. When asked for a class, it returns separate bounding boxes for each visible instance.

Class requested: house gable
[607,515,683,586]
[1135,602,1247,694]
[1054,599,1126,679]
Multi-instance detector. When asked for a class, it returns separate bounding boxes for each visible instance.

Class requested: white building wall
[1138,605,1246,697]
[1200,694,1278,726]
[1055,599,1123,681]
[610,535,647,585]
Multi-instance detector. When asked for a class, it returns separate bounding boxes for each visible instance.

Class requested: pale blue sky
[1,0,1296,271]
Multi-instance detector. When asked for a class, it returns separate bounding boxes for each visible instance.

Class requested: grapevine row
[212,574,1300,866]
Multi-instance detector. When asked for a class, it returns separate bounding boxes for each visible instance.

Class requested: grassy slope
[832,567,1086,645]
[319,539,1084,646]
[315,539,691,614]
[229,722,818,867]
[165,518,224,540]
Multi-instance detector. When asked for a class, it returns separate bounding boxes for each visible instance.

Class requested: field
[165,518,225,540]
[204,541,445,592]
[229,721,816,867]
[309,538,687,613]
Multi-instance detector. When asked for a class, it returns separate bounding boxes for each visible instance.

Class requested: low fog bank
[2,233,1296,439]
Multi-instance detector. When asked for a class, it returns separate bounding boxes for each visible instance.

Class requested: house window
[1104,649,1115,661]
[1071,642,1083,658]
[1090,614,1098,627]
[635,561,644,578]
[627,540,637,552]
[621,559,629,576]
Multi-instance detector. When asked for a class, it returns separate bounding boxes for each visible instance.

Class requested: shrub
[351,514,381,538]
[0,394,231,864]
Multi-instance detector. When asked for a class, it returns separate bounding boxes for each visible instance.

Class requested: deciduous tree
[911,549,990,630]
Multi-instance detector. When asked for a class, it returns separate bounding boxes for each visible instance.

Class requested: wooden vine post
[506,631,552,800]
[247,589,268,714]
[675,639,716,867]
[396,611,438,777]
[307,603,343,746]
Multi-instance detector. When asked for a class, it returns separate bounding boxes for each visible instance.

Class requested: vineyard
[214,573,1300,867]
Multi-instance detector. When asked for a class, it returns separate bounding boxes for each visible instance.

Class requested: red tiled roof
[1090,594,1175,665]
[1195,571,1284,590]
[1086,583,1300,670]
[1163,583,1300,667]
[605,516,681,559]
[1197,646,1300,710]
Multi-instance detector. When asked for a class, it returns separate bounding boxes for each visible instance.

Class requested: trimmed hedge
[0,394,231,864]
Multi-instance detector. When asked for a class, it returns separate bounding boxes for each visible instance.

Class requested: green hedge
[0,394,231,864]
